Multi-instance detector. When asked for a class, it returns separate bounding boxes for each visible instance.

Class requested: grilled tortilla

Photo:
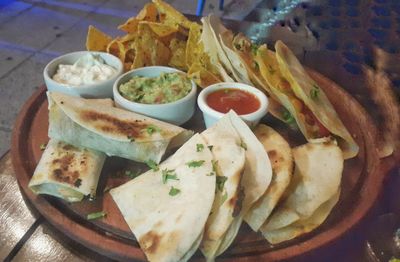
[200,111,246,261]
[47,92,193,163]
[201,111,272,260]
[244,124,293,231]
[29,139,106,202]
[260,141,343,244]
[110,134,215,262]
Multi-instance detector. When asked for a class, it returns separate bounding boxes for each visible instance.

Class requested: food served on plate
[52,53,117,86]
[110,134,216,262]
[29,139,106,202]
[118,72,192,104]
[47,91,193,163]
[260,141,343,244]
[244,124,293,232]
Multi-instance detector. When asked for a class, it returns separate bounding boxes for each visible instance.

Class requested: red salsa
[206,88,260,115]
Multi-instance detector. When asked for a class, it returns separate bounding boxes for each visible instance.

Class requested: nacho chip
[141,21,179,37]
[106,38,126,62]
[132,23,171,68]
[86,25,112,51]
[153,0,193,29]
[188,63,221,88]
[168,38,187,71]
[186,23,203,68]
[118,3,158,33]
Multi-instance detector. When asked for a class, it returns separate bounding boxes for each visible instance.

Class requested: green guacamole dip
[119,72,192,104]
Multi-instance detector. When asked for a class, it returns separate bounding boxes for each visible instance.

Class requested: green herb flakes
[253,61,259,71]
[186,160,205,168]
[310,85,320,100]
[196,143,204,152]
[145,159,159,171]
[146,125,160,135]
[282,110,295,124]
[212,160,218,173]
[127,135,135,142]
[250,43,259,56]
[216,176,228,191]
[206,172,215,176]
[208,145,214,151]
[169,186,181,196]
[40,143,47,151]
[220,191,228,206]
[162,169,178,184]
[240,141,247,150]
[87,211,106,220]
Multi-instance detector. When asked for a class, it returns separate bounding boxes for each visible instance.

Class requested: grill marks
[81,110,147,139]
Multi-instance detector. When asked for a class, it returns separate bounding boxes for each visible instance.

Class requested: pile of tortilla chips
[86,0,222,88]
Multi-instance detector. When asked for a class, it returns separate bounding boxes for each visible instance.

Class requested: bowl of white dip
[44,51,123,98]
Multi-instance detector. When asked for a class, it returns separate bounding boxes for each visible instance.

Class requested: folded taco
[254,41,358,159]
[47,92,193,163]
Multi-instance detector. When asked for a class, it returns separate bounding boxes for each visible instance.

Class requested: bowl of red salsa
[197,82,268,128]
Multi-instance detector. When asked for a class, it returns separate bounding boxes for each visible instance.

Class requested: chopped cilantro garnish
[250,43,259,56]
[240,141,247,150]
[146,125,160,135]
[74,178,82,188]
[220,191,228,206]
[208,145,214,151]
[282,110,295,124]
[206,172,215,176]
[186,160,205,168]
[127,135,135,142]
[212,160,218,173]
[162,169,179,184]
[253,61,259,71]
[145,159,159,171]
[216,176,228,192]
[310,85,320,100]
[169,186,181,196]
[234,43,241,50]
[125,170,141,179]
[40,143,47,151]
[87,211,106,220]
[196,143,204,152]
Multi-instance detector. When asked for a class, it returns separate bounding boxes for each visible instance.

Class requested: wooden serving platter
[11,69,396,261]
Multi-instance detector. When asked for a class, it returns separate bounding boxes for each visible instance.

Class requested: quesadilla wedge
[110,134,215,262]
[47,92,193,163]
[244,124,293,231]
[260,141,343,244]
[200,112,246,261]
[273,41,359,159]
[29,139,106,202]
[201,111,273,260]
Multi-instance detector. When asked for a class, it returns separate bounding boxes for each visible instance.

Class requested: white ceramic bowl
[44,51,123,98]
[197,82,269,128]
[113,66,197,125]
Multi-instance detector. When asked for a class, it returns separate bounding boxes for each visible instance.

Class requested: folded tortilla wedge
[257,41,358,159]
[200,111,272,260]
[244,124,293,231]
[110,134,215,262]
[47,91,193,163]
[29,139,106,202]
[260,141,343,244]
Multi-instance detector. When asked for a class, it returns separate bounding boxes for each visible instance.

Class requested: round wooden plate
[11,70,395,261]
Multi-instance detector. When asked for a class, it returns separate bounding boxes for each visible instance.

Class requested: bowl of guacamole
[113,66,197,125]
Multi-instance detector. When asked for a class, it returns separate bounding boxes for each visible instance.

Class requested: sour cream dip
[52,53,117,86]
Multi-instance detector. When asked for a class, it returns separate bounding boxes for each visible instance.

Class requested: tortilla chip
[153,0,193,29]
[106,38,126,62]
[86,25,112,51]
[118,3,158,33]
[188,63,221,88]
[132,23,171,68]
[168,38,187,71]
[141,21,179,37]
[186,23,203,68]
